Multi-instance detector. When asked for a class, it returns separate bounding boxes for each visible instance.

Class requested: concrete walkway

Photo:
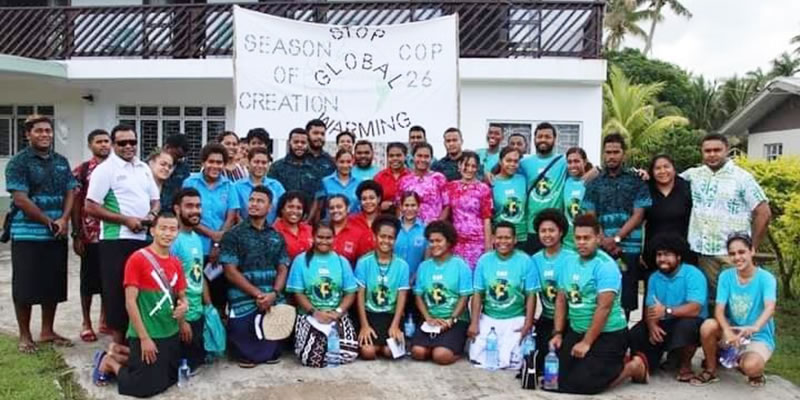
[0,244,798,400]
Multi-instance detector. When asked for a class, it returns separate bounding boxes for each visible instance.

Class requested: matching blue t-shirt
[716,267,777,350]
[354,253,411,314]
[646,263,709,319]
[182,173,240,255]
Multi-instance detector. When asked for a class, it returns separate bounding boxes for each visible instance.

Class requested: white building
[720,77,800,161]
[0,0,606,198]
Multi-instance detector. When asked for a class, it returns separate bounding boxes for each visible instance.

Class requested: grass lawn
[767,298,800,385]
[0,332,87,400]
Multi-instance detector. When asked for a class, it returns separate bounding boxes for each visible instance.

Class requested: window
[764,143,783,161]
[487,120,582,155]
[117,105,226,170]
[0,105,55,157]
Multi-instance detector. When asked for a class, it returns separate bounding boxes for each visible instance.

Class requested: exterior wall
[747,129,800,160]
[750,95,800,134]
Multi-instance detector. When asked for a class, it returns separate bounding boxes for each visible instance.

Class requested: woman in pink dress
[442,151,493,268]
[396,143,447,224]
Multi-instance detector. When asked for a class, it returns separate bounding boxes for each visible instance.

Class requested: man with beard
[72,129,112,343]
[234,147,285,224]
[519,122,567,254]
[476,124,504,173]
[268,128,321,222]
[432,127,484,181]
[581,133,651,321]
[171,188,210,372]
[352,140,380,180]
[629,233,707,383]
[305,118,336,182]
[220,186,290,367]
[182,143,240,315]
[87,124,161,345]
[507,133,528,155]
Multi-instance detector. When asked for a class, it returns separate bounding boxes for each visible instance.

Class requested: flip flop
[41,336,74,348]
[676,369,694,383]
[92,351,111,386]
[748,375,766,387]
[18,341,38,354]
[80,329,98,343]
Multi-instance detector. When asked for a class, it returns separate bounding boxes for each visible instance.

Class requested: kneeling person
[355,215,411,359]
[469,222,539,369]
[629,233,707,382]
[220,186,289,367]
[549,214,648,394]
[93,212,189,398]
[693,233,777,387]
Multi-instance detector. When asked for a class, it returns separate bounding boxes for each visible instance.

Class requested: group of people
[5,114,778,397]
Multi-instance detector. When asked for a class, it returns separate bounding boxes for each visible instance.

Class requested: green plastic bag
[203,305,226,361]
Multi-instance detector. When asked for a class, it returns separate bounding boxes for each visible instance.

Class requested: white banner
[233,6,458,145]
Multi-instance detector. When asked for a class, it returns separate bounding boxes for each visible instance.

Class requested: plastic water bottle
[521,331,535,357]
[543,346,559,390]
[326,324,341,368]
[177,358,190,388]
[486,327,499,370]
[719,337,751,368]
[404,314,416,355]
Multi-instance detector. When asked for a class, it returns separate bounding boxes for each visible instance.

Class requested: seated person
[529,209,576,373]
[629,233,707,382]
[288,222,359,368]
[692,233,777,388]
[220,187,289,368]
[468,222,539,369]
[411,220,472,365]
[355,215,411,360]
[171,188,212,372]
[92,212,188,398]
[549,213,648,394]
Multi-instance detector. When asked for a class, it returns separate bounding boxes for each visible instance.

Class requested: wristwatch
[666,307,674,316]
[335,307,343,315]
[613,236,622,244]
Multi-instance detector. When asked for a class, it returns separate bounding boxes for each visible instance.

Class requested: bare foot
[18,337,37,354]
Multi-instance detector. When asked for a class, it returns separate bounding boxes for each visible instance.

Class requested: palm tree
[792,33,800,54]
[717,75,761,121]
[642,0,692,55]
[684,76,721,132]
[603,66,689,153]
[604,0,650,51]
[769,52,800,77]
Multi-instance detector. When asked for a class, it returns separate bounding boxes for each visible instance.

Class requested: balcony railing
[0,1,604,60]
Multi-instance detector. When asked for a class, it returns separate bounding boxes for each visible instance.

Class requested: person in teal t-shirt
[548,213,647,394]
[529,208,575,373]
[411,220,472,365]
[519,123,567,254]
[468,222,539,369]
[562,147,588,250]
[287,223,359,368]
[171,188,210,371]
[355,216,410,360]
[695,233,777,387]
[491,147,528,243]
[629,233,707,382]
[477,124,504,175]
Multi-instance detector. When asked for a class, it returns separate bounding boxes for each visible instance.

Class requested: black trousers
[629,318,702,369]
[558,328,627,395]
[535,317,554,374]
[118,335,180,398]
[99,239,148,332]
[180,316,206,371]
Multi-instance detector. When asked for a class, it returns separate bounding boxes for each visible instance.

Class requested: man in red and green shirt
[93,212,189,398]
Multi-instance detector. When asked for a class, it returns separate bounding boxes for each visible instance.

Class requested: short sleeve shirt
[86,153,160,241]
[530,248,577,319]
[395,218,428,278]
[161,159,191,212]
[681,162,768,256]
[170,230,205,322]
[414,256,473,321]
[333,220,375,266]
[267,155,321,195]
[272,219,313,261]
[352,165,380,180]
[477,148,500,174]
[373,168,410,204]
[520,153,568,233]
[307,152,337,182]
[123,248,187,339]
[396,171,447,223]
[354,253,410,313]
[5,148,77,241]
[182,173,240,255]
[318,173,362,214]
[582,169,651,254]
[443,180,493,242]
[716,267,777,350]
[562,177,586,250]
[492,174,528,241]
[219,221,290,317]
[286,251,357,312]
[72,158,102,244]
[233,176,286,225]
[646,263,708,319]
[474,250,539,320]
[558,250,627,333]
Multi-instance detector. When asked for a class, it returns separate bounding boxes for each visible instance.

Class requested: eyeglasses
[115,139,138,147]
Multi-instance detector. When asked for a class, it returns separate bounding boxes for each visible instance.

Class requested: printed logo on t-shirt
[568,198,581,218]
[372,284,390,306]
[568,283,584,306]
[489,279,510,302]
[344,241,354,254]
[533,177,552,199]
[414,237,425,247]
[501,196,523,222]
[427,282,447,305]
[313,277,334,300]
[544,280,558,302]
[730,293,752,321]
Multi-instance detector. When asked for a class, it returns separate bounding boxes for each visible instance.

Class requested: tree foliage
[604,0,650,51]
[640,0,692,55]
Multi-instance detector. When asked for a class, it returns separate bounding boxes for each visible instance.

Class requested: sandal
[238,360,256,369]
[18,341,38,354]
[80,329,98,343]
[41,335,74,348]
[676,369,694,383]
[632,352,650,384]
[748,375,766,387]
[92,351,111,386]
[690,370,720,386]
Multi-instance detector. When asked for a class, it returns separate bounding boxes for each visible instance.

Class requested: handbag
[203,305,226,360]
[525,155,563,200]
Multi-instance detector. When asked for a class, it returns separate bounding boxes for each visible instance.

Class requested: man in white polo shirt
[86,124,160,344]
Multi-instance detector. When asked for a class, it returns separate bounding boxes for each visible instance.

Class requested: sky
[621,0,800,79]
